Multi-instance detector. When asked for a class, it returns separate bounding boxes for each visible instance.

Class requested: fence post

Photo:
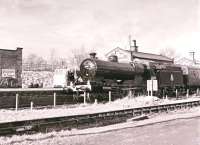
[162,89,165,100]
[176,89,178,99]
[84,91,86,105]
[151,89,153,97]
[87,92,90,101]
[53,92,56,107]
[109,91,112,102]
[30,101,33,110]
[15,93,19,111]
[94,99,97,105]
[187,89,189,98]
[129,90,132,98]
[197,88,199,96]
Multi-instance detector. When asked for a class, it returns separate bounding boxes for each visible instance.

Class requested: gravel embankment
[0,106,200,145]
[0,96,199,123]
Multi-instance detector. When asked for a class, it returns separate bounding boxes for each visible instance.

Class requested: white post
[84,91,86,105]
[87,92,89,98]
[129,90,132,98]
[176,89,178,99]
[162,90,165,100]
[15,93,19,111]
[53,92,56,107]
[197,88,199,96]
[94,99,97,105]
[30,101,33,110]
[87,80,90,85]
[70,82,73,87]
[151,80,153,96]
[187,89,189,98]
[87,92,91,101]
[109,91,112,102]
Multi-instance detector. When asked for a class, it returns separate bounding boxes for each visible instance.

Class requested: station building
[105,47,173,64]
[0,47,23,87]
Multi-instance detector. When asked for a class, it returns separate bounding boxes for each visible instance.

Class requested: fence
[22,63,67,71]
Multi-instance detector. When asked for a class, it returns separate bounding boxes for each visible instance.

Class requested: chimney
[133,40,138,52]
[89,52,97,59]
[17,47,23,50]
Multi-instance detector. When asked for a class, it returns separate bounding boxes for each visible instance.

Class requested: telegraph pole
[133,40,138,52]
[129,35,133,61]
[189,51,196,64]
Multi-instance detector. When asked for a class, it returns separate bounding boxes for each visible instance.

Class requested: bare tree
[49,48,56,64]
[23,53,48,71]
[159,48,178,59]
[69,45,92,68]
[24,54,47,65]
[24,54,37,65]
[52,57,68,69]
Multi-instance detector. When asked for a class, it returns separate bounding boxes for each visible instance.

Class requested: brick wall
[0,47,22,87]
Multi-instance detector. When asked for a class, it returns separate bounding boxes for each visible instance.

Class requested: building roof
[105,47,173,63]
[0,47,23,52]
[175,57,200,66]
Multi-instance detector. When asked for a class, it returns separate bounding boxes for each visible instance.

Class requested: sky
[0,0,199,60]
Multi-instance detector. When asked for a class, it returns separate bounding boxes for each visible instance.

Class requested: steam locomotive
[73,53,200,99]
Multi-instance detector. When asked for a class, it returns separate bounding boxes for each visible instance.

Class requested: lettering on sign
[2,69,16,78]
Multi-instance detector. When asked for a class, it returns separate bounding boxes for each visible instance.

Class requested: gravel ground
[0,96,199,123]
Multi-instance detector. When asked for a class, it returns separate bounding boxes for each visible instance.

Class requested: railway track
[0,99,200,136]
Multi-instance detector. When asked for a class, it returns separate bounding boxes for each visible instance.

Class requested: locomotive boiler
[80,57,145,80]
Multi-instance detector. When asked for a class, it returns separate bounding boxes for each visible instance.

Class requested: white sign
[153,80,158,91]
[147,80,152,91]
[147,80,158,91]
[2,69,16,78]
[53,69,68,87]
[170,73,174,82]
